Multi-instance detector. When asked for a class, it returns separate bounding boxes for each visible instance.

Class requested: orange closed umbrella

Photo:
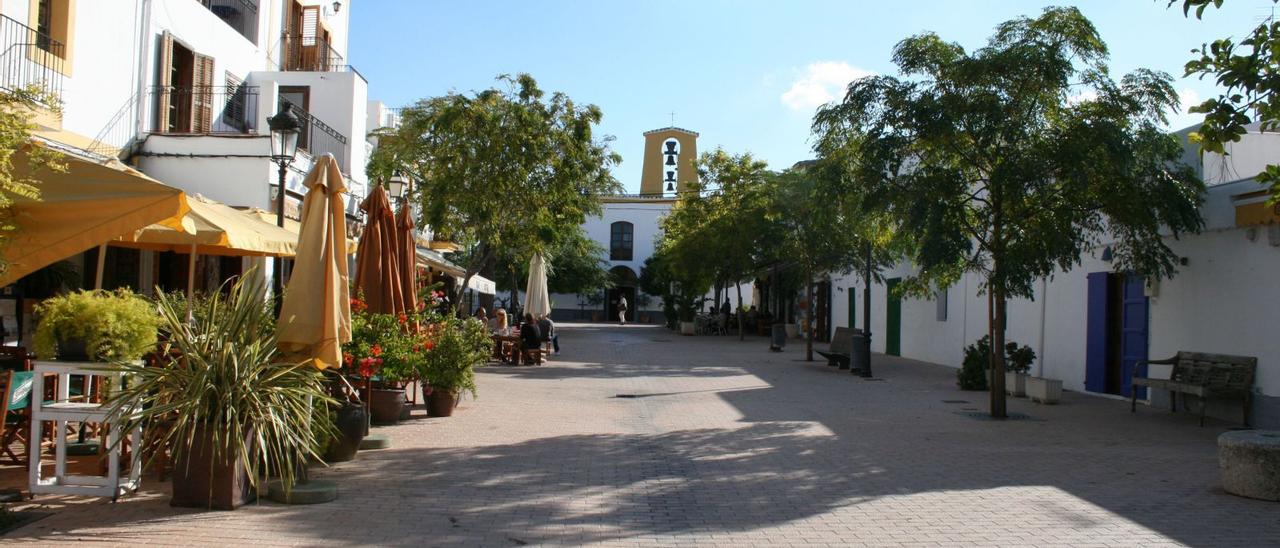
[353,186,402,315]
[277,155,351,369]
[394,203,418,314]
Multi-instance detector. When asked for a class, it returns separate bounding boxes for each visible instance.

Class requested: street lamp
[268,102,301,311]
[388,171,409,202]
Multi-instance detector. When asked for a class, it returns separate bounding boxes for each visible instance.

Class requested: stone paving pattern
[5,323,1280,547]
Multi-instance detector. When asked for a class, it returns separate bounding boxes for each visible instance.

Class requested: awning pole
[186,244,197,323]
[94,244,107,290]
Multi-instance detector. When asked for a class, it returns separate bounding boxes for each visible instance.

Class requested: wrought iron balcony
[200,0,259,44]
[281,33,344,72]
[0,14,64,105]
[149,85,259,135]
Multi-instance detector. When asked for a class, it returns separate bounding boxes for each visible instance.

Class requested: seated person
[518,313,542,365]
[537,314,559,355]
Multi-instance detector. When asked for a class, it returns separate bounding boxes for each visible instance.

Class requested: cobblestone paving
[6,323,1280,547]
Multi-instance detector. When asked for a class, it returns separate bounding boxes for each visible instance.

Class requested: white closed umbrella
[523,253,551,318]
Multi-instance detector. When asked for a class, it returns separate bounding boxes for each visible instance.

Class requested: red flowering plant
[342,312,415,385]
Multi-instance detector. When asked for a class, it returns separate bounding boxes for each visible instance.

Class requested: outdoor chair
[1,369,34,465]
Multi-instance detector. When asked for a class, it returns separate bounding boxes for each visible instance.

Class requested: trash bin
[770,323,787,350]
[850,329,870,376]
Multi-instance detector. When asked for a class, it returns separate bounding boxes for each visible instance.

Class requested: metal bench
[1131,351,1257,427]
[816,327,856,369]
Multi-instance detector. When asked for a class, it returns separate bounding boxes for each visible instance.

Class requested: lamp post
[268,102,301,312]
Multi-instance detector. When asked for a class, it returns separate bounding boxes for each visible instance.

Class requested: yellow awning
[0,146,190,286]
[244,208,358,255]
[114,195,298,257]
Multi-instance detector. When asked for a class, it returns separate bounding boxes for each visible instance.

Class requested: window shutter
[300,5,319,70]
[193,54,214,133]
[155,31,173,132]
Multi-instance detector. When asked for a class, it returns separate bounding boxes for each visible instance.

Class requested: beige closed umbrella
[524,253,551,318]
[394,203,418,314]
[353,185,402,315]
[277,154,351,369]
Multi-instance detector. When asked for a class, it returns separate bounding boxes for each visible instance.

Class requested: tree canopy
[813,6,1204,416]
[369,74,621,310]
[1175,0,1280,201]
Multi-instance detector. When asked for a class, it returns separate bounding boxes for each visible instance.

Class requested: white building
[2,0,370,296]
[817,126,1280,428]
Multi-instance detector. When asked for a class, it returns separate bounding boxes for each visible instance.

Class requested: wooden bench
[1131,351,1256,427]
[816,327,857,369]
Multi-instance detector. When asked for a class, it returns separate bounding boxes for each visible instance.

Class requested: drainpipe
[133,0,153,139]
[1037,276,1048,378]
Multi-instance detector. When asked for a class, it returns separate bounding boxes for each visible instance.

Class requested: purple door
[1119,276,1149,399]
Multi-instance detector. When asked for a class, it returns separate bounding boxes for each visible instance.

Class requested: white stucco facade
[822,129,1280,428]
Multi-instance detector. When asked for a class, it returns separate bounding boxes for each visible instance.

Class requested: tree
[1176,0,1280,202]
[758,166,862,361]
[370,74,622,312]
[0,86,63,278]
[491,227,612,307]
[813,7,1204,417]
[693,149,771,340]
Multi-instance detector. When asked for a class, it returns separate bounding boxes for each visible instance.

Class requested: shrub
[957,335,1037,389]
[419,317,489,397]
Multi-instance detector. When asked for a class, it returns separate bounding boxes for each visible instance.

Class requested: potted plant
[418,317,486,417]
[104,275,335,510]
[34,289,160,362]
[957,336,990,391]
[1004,342,1036,397]
[342,307,416,425]
[323,374,367,463]
[585,292,605,322]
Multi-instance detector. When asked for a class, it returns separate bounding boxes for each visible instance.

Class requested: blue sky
[351,0,1275,193]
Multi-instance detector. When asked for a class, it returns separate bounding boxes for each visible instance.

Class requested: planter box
[1005,372,1027,397]
[679,321,696,335]
[1027,377,1062,404]
[171,428,255,510]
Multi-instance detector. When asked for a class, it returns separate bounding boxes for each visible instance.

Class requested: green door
[886,278,901,356]
[847,288,856,328]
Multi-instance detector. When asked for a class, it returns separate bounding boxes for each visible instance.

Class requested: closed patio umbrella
[353,185,402,315]
[524,253,551,319]
[277,154,350,369]
[394,202,417,314]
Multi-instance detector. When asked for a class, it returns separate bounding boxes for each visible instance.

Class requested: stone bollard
[1218,430,1280,501]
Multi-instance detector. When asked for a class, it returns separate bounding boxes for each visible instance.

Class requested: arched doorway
[607,266,638,323]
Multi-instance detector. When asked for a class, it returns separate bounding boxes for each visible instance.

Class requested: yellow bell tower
[639,127,699,197]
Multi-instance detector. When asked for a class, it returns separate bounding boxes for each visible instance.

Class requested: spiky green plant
[104,272,336,497]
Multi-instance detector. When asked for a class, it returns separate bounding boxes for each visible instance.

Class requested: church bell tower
[639,127,699,197]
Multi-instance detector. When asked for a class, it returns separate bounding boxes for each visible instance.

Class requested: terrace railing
[0,14,64,105]
[150,85,259,135]
[280,96,349,174]
[281,33,343,72]
[200,0,259,44]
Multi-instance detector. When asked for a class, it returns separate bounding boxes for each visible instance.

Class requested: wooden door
[847,287,856,329]
[1085,272,1109,394]
[1119,275,1149,399]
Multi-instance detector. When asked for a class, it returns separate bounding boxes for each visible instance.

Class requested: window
[27,0,74,75]
[154,32,214,133]
[936,287,948,321]
[610,222,633,261]
[223,72,249,131]
[35,0,53,52]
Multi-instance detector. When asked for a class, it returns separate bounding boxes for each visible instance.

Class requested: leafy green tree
[813,7,1204,417]
[0,86,64,277]
[1176,0,1280,201]
[370,74,621,312]
[694,149,771,340]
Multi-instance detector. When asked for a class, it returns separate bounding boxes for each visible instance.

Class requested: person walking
[617,296,628,325]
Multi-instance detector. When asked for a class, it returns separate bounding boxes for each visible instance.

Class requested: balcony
[280,95,349,174]
[0,14,64,105]
[149,85,259,135]
[281,33,343,72]
[200,0,259,44]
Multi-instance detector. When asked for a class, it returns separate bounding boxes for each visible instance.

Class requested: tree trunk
[736,281,744,341]
[990,286,1008,418]
[511,267,519,319]
[805,272,814,362]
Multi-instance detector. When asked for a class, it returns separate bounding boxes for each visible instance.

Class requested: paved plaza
[4,323,1280,547]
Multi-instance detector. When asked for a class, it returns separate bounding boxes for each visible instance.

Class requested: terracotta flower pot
[170,427,255,510]
[369,388,406,425]
[427,389,459,417]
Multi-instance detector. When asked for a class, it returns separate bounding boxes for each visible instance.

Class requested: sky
[350,0,1276,194]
